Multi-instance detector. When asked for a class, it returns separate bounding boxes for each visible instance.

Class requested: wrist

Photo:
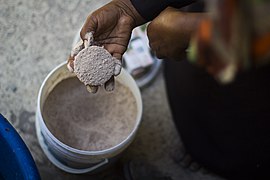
[114,0,146,27]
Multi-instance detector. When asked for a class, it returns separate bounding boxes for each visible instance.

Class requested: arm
[67,0,195,92]
[131,0,196,21]
[68,0,145,92]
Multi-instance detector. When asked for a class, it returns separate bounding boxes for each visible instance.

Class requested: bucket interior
[38,62,142,154]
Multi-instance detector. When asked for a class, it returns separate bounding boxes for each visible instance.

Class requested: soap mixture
[42,77,137,151]
[74,45,120,86]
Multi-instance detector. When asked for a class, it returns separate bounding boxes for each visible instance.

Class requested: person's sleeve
[130,0,196,21]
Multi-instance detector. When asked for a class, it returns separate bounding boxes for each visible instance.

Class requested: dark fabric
[164,60,270,179]
[130,0,195,21]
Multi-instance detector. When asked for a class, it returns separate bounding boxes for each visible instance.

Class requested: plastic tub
[0,114,40,179]
[35,62,142,174]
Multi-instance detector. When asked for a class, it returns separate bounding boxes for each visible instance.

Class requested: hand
[147,7,205,60]
[67,0,145,93]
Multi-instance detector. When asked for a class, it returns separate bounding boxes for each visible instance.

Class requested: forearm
[130,0,196,21]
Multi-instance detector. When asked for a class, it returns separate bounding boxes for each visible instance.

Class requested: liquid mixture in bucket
[42,77,137,151]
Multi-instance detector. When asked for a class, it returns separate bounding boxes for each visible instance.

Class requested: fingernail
[86,85,98,93]
[67,63,74,72]
[114,64,122,76]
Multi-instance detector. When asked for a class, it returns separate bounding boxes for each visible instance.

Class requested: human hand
[147,7,205,60]
[67,0,145,93]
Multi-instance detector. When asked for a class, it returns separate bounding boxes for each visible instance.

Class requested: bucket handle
[83,158,109,173]
[57,158,109,174]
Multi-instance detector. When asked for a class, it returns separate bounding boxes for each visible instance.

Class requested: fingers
[105,53,121,91]
[112,52,122,60]
[103,45,123,76]
[67,55,75,72]
[112,53,122,76]
[71,33,98,94]
[68,31,94,73]
[114,64,122,76]
[103,44,124,60]
[147,20,182,59]
[87,51,120,92]
[105,76,115,92]
[86,76,115,93]
[86,85,98,93]
[71,9,123,93]
[86,77,115,93]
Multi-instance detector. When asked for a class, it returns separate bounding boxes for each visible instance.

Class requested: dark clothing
[130,0,195,21]
[164,60,270,179]
[129,0,270,179]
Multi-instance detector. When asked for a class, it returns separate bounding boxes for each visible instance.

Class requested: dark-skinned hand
[147,7,205,60]
[67,0,145,93]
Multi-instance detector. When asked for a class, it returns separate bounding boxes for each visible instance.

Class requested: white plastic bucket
[35,62,142,174]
